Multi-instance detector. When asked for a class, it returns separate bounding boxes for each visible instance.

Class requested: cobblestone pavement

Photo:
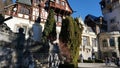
[78,63,119,68]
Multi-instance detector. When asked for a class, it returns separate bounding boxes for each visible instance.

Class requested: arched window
[102,39,107,47]
[109,37,115,47]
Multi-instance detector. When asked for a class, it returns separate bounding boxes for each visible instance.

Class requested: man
[32,16,42,45]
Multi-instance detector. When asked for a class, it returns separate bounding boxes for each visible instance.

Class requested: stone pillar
[56,26,61,43]
[114,37,120,57]
[107,38,110,47]
[107,38,111,57]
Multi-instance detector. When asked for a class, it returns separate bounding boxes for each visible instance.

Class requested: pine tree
[60,16,83,67]
[70,17,83,67]
[42,9,56,43]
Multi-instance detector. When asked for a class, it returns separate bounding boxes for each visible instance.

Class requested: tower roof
[16,0,32,6]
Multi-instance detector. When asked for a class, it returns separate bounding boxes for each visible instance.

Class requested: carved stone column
[107,38,110,47]
[114,37,120,57]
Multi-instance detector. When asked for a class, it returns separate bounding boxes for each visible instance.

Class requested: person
[105,57,108,65]
[105,57,111,66]
[16,28,25,68]
[116,57,120,67]
[108,57,111,66]
[48,42,60,68]
[80,54,83,63]
[92,55,95,63]
[32,16,42,45]
[119,57,120,67]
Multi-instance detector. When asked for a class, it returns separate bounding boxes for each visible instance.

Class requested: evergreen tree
[60,16,83,67]
[42,9,56,43]
[70,17,83,67]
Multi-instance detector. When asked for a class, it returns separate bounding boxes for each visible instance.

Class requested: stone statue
[48,41,60,68]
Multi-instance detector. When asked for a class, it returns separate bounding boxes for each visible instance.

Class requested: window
[92,38,97,47]
[111,25,118,31]
[110,17,115,23]
[54,15,62,23]
[58,15,62,22]
[32,8,39,20]
[102,39,107,47]
[110,18,115,23]
[33,8,39,16]
[109,37,115,47]
[19,7,30,15]
[61,1,65,6]
[83,36,89,46]
[109,8,112,12]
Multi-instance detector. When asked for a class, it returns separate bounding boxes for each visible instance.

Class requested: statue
[48,41,60,68]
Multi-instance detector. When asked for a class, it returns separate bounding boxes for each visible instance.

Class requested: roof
[16,0,32,6]
[66,0,73,14]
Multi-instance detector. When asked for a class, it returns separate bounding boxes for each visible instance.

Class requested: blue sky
[13,0,102,20]
[68,0,102,20]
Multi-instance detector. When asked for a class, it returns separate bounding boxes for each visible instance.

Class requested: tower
[100,0,120,32]
[99,0,120,58]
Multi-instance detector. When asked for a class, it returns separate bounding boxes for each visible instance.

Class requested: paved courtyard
[78,63,119,68]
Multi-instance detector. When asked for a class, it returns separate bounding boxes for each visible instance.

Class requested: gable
[65,0,73,13]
